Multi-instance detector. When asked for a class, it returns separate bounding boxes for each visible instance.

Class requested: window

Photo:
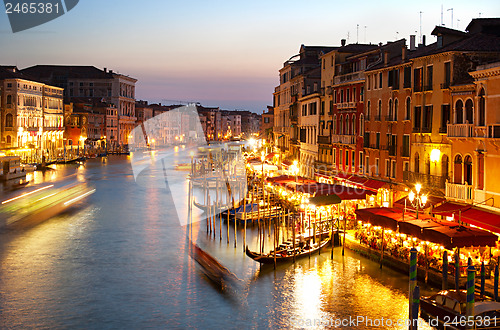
[386,159,391,177]
[360,86,364,102]
[364,131,370,148]
[333,148,336,165]
[426,66,433,90]
[352,115,356,135]
[405,97,411,120]
[391,160,396,178]
[333,115,337,133]
[375,132,380,149]
[320,101,325,115]
[5,113,13,127]
[339,149,343,167]
[352,151,355,171]
[423,105,432,132]
[465,99,473,124]
[379,72,383,89]
[377,100,382,120]
[366,100,371,120]
[404,67,411,88]
[414,106,422,131]
[353,87,357,102]
[360,114,364,136]
[375,158,379,176]
[413,67,423,92]
[444,62,451,88]
[346,88,350,102]
[329,100,333,114]
[359,151,364,173]
[415,153,420,173]
[394,99,398,121]
[345,150,349,169]
[339,115,343,134]
[441,105,450,132]
[403,135,410,157]
[388,99,393,120]
[6,95,12,105]
[455,100,463,124]
[478,88,485,126]
[365,155,370,174]
[367,74,371,90]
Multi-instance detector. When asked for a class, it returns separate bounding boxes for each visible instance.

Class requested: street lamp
[408,183,428,219]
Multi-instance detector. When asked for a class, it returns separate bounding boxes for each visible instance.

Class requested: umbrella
[423,225,498,249]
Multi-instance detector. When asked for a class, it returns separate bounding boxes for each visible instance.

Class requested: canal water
[0,155,435,329]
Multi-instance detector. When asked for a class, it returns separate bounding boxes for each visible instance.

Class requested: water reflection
[0,156,436,329]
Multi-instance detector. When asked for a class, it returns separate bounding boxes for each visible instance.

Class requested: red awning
[398,219,455,240]
[355,207,404,231]
[334,172,351,181]
[363,179,389,191]
[423,225,498,249]
[346,175,368,185]
[432,201,471,218]
[460,207,500,234]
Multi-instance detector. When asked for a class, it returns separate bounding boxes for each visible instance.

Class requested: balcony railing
[447,123,474,138]
[332,134,356,145]
[446,182,474,201]
[317,135,331,144]
[333,71,364,85]
[403,171,447,190]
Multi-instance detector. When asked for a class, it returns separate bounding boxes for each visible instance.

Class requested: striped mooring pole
[411,286,420,330]
[495,263,499,301]
[481,262,485,297]
[409,247,417,328]
[442,250,448,290]
[466,265,475,328]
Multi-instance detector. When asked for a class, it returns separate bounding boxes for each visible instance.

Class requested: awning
[394,195,446,210]
[398,219,455,240]
[363,179,389,191]
[265,152,277,160]
[309,194,341,206]
[432,201,471,218]
[423,225,498,249]
[355,207,404,231]
[334,172,351,181]
[460,207,500,234]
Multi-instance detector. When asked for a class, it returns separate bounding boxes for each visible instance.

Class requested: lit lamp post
[408,183,428,219]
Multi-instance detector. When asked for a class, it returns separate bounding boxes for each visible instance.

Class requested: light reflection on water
[0,155,434,329]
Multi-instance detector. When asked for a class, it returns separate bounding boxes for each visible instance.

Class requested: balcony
[332,134,356,145]
[446,182,474,201]
[334,72,364,85]
[317,135,331,145]
[403,171,447,190]
[447,123,474,138]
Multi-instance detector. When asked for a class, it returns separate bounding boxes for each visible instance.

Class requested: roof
[466,18,500,35]
[336,43,379,54]
[0,66,47,84]
[431,26,468,37]
[21,65,114,80]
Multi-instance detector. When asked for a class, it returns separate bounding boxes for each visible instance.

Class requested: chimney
[341,39,346,46]
[109,70,113,74]
[402,46,407,61]
[384,51,389,65]
[410,35,416,51]
[104,67,107,73]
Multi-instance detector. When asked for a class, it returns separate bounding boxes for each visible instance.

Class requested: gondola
[245,236,331,264]
[188,240,240,291]
[193,200,231,213]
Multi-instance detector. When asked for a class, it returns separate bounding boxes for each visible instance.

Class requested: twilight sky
[1,0,500,113]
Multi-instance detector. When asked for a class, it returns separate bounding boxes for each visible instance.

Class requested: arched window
[478,88,485,126]
[6,95,12,105]
[465,99,473,124]
[388,99,393,120]
[352,115,356,135]
[454,155,463,184]
[406,97,411,120]
[5,113,13,127]
[345,115,349,135]
[455,100,464,124]
[464,155,472,185]
[366,100,371,119]
[6,135,11,144]
[442,154,449,179]
[394,99,399,121]
[414,153,420,173]
[333,115,337,134]
[339,115,343,135]
[377,99,382,119]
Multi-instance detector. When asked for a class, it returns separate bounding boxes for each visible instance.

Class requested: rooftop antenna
[441,5,444,26]
[447,8,453,28]
[419,11,423,43]
[347,31,350,42]
[395,31,399,40]
[357,24,359,44]
[364,26,367,43]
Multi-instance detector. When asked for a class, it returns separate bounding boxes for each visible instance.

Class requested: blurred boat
[0,182,95,229]
[189,239,240,291]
